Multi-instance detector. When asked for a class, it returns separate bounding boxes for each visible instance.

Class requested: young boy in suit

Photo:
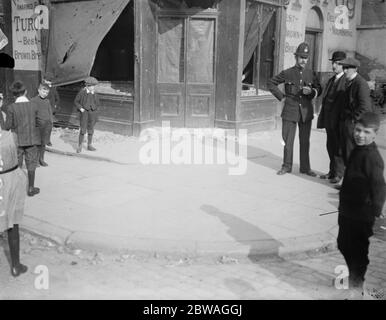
[31,82,53,167]
[5,81,41,196]
[337,112,386,299]
[74,77,100,153]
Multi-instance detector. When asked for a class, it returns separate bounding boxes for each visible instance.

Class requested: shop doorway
[90,1,134,93]
[156,15,216,127]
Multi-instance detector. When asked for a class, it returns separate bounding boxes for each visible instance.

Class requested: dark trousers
[337,214,374,288]
[282,119,312,172]
[79,109,98,135]
[17,145,38,171]
[340,119,355,166]
[40,121,53,146]
[326,126,345,178]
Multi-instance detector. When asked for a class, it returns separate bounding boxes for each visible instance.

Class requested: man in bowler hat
[74,76,100,153]
[337,57,372,171]
[317,51,347,185]
[268,42,322,176]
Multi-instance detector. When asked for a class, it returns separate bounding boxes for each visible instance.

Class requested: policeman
[268,42,322,176]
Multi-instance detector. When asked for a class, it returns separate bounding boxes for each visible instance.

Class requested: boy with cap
[317,51,347,185]
[74,76,100,153]
[337,112,385,299]
[31,82,53,167]
[337,57,372,169]
[268,42,322,176]
[5,80,41,196]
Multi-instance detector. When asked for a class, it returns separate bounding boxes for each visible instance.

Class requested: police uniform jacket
[317,74,346,130]
[74,88,100,112]
[268,65,322,122]
[4,101,41,147]
[341,73,372,122]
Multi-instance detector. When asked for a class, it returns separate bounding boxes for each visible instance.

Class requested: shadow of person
[201,204,339,299]
[201,204,282,261]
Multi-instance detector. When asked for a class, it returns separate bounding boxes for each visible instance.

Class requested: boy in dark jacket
[5,81,41,196]
[74,77,100,153]
[337,112,386,298]
[31,82,53,167]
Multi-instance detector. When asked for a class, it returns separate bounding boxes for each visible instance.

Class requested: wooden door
[156,15,216,127]
[185,17,215,127]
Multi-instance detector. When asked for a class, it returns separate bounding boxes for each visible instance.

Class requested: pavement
[19,117,386,259]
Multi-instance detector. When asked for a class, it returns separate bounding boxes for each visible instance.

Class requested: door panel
[305,32,316,70]
[186,18,215,127]
[156,17,185,126]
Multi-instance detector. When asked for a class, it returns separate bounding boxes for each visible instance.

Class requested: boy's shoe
[39,160,48,167]
[47,142,52,147]
[329,176,342,184]
[87,145,96,151]
[11,263,28,277]
[27,187,40,197]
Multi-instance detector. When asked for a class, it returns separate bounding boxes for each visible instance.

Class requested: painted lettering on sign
[335,0,355,19]
[286,30,303,39]
[11,0,48,70]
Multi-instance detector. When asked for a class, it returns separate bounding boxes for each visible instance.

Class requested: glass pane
[187,19,214,83]
[157,17,185,83]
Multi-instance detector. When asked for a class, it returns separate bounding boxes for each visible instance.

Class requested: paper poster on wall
[11,0,42,71]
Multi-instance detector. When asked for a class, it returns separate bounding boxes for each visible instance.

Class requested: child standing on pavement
[74,77,100,153]
[31,82,53,167]
[5,81,41,197]
[337,112,386,298]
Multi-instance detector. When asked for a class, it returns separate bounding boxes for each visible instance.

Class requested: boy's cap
[39,82,50,90]
[338,57,360,68]
[357,112,380,129]
[9,80,26,94]
[42,79,53,87]
[85,76,98,86]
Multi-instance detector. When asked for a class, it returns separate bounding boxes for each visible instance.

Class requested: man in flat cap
[317,51,347,185]
[268,42,322,176]
[74,76,100,153]
[337,57,372,178]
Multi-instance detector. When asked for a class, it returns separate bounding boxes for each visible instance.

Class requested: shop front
[3,0,289,135]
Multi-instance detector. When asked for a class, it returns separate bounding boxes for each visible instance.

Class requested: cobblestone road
[0,231,385,300]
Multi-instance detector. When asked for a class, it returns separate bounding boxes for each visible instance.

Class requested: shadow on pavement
[201,204,338,299]
[246,144,332,187]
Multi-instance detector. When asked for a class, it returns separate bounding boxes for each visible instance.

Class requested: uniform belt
[0,165,18,175]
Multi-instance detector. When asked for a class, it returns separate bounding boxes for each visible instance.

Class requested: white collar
[336,72,344,79]
[86,88,95,94]
[15,96,29,103]
[348,72,358,81]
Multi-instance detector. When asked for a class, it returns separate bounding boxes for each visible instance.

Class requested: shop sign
[11,0,49,70]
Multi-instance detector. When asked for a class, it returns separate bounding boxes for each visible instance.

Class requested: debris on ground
[217,256,239,264]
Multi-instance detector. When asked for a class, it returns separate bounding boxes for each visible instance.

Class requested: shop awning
[44,0,131,86]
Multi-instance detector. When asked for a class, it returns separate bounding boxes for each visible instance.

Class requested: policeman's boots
[77,133,84,153]
[87,134,96,151]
